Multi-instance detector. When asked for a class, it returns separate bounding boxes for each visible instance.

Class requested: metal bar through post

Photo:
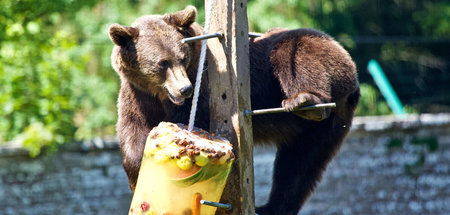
[182,32,223,44]
[244,103,337,116]
[248,32,262,38]
[200,200,233,210]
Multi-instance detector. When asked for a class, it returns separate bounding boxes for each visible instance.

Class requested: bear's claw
[282,92,330,121]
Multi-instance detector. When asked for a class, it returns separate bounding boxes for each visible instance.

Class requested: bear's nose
[180,85,193,97]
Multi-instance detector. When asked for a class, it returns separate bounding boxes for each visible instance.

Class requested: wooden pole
[206,0,255,214]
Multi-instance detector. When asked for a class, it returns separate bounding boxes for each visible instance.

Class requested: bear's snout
[164,66,193,106]
[179,85,193,98]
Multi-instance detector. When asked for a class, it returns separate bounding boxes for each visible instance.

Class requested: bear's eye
[158,60,170,70]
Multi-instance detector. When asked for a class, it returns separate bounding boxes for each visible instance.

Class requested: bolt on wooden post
[205,0,255,214]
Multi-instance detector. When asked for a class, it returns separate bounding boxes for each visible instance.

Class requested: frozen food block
[129,122,234,215]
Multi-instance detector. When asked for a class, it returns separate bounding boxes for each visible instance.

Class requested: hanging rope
[188,0,217,132]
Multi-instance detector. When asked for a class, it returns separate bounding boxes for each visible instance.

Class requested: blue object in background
[367,59,406,117]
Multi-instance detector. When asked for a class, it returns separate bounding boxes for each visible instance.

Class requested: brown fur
[109,6,359,215]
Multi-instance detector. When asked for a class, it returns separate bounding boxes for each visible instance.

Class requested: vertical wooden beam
[206,0,255,214]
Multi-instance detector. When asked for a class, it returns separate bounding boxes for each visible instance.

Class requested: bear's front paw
[282,92,330,121]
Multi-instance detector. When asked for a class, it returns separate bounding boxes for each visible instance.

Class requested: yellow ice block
[129,122,234,215]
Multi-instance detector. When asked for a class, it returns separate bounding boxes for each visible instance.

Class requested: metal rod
[200,200,233,210]
[249,32,262,38]
[182,32,223,43]
[244,102,336,116]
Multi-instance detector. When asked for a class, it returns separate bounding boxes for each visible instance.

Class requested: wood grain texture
[206,0,255,214]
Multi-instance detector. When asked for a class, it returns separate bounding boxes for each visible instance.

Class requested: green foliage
[247,0,315,32]
[355,84,392,116]
[16,122,54,157]
[355,83,419,116]
[355,83,418,116]
[0,0,111,156]
[0,0,96,155]
[413,2,450,37]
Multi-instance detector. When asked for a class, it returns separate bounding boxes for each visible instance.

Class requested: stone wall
[0,138,132,214]
[1,114,449,214]
[256,114,450,215]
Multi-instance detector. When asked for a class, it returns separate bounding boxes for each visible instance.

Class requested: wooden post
[206,0,255,214]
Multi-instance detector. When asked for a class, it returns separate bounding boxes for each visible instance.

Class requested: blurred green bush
[0,0,104,156]
[355,84,392,116]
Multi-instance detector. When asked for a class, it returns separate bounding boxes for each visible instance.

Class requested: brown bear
[109,6,359,215]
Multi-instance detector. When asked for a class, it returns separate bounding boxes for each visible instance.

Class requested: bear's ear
[163,5,197,27]
[108,23,139,46]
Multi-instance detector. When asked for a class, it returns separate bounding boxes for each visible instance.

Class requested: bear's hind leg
[256,129,336,215]
[282,92,330,121]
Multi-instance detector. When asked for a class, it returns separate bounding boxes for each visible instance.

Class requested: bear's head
[109,6,201,106]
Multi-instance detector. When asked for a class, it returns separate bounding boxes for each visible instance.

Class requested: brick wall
[1,114,449,214]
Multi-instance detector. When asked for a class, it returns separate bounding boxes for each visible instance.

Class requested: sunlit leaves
[355,84,392,116]
[0,0,101,156]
